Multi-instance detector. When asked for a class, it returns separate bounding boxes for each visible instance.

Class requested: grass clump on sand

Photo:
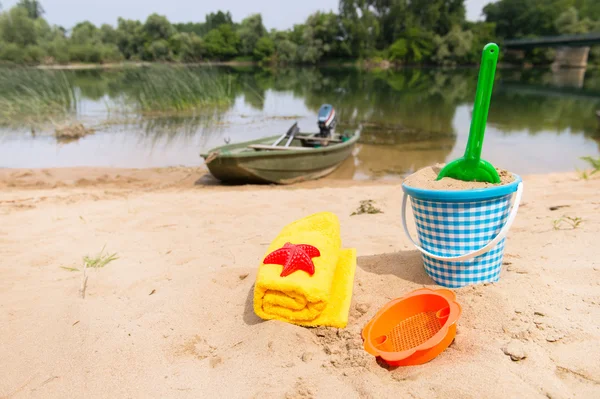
[0,68,77,124]
[79,246,119,298]
[83,246,119,269]
[351,200,383,216]
[121,66,233,114]
[553,215,583,230]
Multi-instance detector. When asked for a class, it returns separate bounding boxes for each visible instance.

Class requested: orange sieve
[362,288,461,366]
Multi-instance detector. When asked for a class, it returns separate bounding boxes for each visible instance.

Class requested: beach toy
[254,212,357,328]
[402,174,523,287]
[362,288,461,366]
[437,43,501,184]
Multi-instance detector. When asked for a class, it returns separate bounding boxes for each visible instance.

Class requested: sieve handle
[401,182,523,262]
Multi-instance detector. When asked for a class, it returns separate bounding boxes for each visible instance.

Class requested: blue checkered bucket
[401,175,523,288]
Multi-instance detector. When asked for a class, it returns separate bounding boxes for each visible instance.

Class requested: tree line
[0,0,599,66]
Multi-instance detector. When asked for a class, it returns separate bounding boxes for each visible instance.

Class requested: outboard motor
[316,104,336,138]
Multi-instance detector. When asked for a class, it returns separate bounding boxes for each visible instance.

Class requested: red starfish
[263,242,320,277]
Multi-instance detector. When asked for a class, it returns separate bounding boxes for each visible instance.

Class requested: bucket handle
[401,182,523,262]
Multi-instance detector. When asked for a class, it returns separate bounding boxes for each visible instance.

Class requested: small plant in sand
[79,246,118,299]
[552,216,583,230]
[580,156,600,177]
[351,200,383,216]
[577,156,600,179]
[577,169,590,180]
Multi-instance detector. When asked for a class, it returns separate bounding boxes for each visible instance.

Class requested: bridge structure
[504,32,600,68]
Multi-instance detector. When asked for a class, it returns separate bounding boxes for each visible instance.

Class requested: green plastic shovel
[437,43,501,183]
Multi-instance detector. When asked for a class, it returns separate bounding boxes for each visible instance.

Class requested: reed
[120,66,233,113]
[0,67,77,123]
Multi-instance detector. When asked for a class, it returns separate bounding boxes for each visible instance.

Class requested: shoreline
[1,166,591,192]
[0,166,405,193]
[24,60,583,71]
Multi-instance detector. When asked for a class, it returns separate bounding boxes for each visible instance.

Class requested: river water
[1,66,599,180]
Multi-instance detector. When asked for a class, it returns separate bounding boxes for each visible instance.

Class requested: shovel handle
[465,43,499,161]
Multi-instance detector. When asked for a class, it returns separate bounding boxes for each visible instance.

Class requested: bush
[43,40,70,64]
[68,44,103,63]
[274,39,298,64]
[388,39,408,61]
[0,43,26,63]
[177,34,205,62]
[253,36,274,61]
[145,39,172,61]
[203,25,239,60]
[24,45,45,63]
[101,45,124,63]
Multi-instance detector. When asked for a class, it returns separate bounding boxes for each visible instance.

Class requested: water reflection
[0,65,598,176]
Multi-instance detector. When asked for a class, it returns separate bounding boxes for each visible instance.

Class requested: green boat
[200,104,359,184]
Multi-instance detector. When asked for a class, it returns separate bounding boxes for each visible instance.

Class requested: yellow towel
[253,212,356,328]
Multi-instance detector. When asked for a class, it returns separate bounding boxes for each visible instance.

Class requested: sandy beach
[1,167,599,398]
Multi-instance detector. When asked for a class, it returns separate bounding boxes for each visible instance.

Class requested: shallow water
[1,66,599,180]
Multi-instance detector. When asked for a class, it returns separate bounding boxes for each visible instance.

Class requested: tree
[339,0,380,57]
[145,39,171,61]
[406,0,466,36]
[100,24,119,45]
[483,0,572,39]
[172,32,204,62]
[577,0,600,20]
[203,24,239,59]
[206,11,232,29]
[116,18,144,59]
[0,6,36,46]
[272,31,298,64]
[173,22,206,37]
[464,21,496,63]
[237,14,266,56]
[555,7,595,34]
[70,21,100,45]
[143,13,174,42]
[432,26,473,65]
[388,27,435,63]
[303,12,349,59]
[338,0,466,52]
[17,0,44,19]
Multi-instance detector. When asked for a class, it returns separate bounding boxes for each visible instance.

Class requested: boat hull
[201,133,359,184]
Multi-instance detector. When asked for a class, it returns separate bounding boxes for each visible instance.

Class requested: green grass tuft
[553,215,583,230]
[83,245,119,269]
[580,156,600,175]
[351,200,383,216]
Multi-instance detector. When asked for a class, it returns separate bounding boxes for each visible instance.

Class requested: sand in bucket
[401,164,523,288]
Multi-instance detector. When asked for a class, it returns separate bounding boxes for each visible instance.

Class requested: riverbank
[25,59,574,71]
[33,60,258,70]
[1,168,599,398]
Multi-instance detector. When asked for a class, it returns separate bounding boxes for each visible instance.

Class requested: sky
[2,0,494,30]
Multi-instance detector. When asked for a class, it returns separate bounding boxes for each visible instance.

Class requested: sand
[1,167,599,399]
[404,164,515,191]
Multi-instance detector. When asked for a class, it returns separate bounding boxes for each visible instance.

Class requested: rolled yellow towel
[253,212,356,328]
